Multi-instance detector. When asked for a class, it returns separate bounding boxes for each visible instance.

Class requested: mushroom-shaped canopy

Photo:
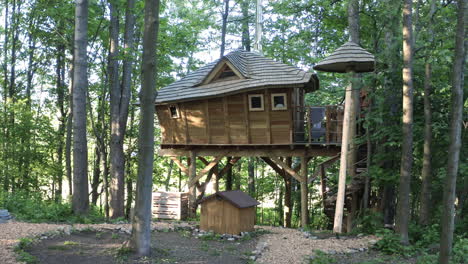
[313,41,375,73]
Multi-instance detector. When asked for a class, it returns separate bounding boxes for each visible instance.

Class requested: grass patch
[111,233,120,240]
[16,250,38,264]
[63,241,79,246]
[47,245,69,251]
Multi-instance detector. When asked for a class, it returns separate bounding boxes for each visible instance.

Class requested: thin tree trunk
[2,0,9,192]
[72,0,90,215]
[130,0,160,256]
[419,63,432,226]
[65,63,73,197]
[439,0,466,262]
[220,0,230,57]
[248,157,255,196]
[226,157,233,191]
[91,146,101,205]
[241,0,251,51]
[165,160,174,191]
[396,0,414,244]
[284,157,292,227]
[56,44,66,202]
[109,0,124,219]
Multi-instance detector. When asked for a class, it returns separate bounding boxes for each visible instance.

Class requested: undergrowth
[0,191,105,223]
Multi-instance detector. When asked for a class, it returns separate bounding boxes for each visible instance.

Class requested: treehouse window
[169,105,180,118]
[248,94,264,111]
[271,93,287,110]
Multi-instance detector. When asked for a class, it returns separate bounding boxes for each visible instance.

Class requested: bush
[0,191,105,223]
[353,210,384,234]
[373,229,416,256]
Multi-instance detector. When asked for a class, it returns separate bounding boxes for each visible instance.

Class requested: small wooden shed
[199,190,260,235]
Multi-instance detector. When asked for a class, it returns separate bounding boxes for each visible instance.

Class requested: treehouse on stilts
[155,49,347,227]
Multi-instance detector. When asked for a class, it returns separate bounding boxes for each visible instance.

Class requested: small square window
[169,105,180,118]
[271,93,287,110]
[248,94,264,111]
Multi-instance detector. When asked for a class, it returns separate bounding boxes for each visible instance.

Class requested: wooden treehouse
[155,49,364,227]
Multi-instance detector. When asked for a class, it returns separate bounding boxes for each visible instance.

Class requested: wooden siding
[200,199,255,234]
[157,88,296,145]
[152,192,188,220]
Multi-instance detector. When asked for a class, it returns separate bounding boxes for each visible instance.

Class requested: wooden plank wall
[152,192,188,220]
[157,88,296,145]
[200,199,255,234]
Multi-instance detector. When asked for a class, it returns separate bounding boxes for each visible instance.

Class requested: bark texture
[72,0,89,215]
[395,0,414,245]
[130,0,160,256]
[439,0,466,262]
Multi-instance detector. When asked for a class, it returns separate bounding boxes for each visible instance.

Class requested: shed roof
[199,190,260,209]
[155,50,319,104]
[313,42,375,73]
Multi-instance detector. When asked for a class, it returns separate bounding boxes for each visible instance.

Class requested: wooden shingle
[155,50,319,104]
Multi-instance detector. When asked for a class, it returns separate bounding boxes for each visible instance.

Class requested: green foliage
[353,210,384,235]
[16,238,35,251]
[15,250,38,264]
[0,191,105,223]
[309,250,336,264]
[373,230,415,256]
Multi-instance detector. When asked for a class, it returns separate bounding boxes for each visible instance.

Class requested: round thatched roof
[313,42,375,73]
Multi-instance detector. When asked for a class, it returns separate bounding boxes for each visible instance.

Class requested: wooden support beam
[169,156,189,175]
[309,154,340,183]
[159,147,339,158]
[188,154,227,187]
[270,157,303,182]
[301,156,309,227]
[183,105,190,144]
[198,156,209,165]
[261,157,286,178]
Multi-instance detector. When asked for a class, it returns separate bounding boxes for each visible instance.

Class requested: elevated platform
[159,144,340,158]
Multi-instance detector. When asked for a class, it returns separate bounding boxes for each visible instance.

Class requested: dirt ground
[25,230,257,264]
[1,221,387,264]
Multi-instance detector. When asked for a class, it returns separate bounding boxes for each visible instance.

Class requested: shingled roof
[155,50,319,104]
[199,190,260,209]
[313,42,375,73]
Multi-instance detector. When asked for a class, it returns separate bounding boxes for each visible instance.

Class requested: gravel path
[255,226,379,264]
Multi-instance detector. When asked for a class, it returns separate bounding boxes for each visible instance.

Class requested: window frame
[271,93,288,111]
[248,94,264,111]
[168,104,180,119]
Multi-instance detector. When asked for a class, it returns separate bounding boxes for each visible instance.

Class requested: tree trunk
[2,0,9,192]
[108,0,124,219]
[220,0,229,57]
[248,157,255,196]
[300,157,309,227]
[439,0,466,262]
[419,63,432,226]
[66,61,74,197]
[91,146,101,205]
[396,0,414,244]
[72,0,90,215]
[188,153,197,218]
[56,44,67,202]
[164,160,174,191]
[131,0,159,255]
[226,157,233,191]
[241,0,251,51]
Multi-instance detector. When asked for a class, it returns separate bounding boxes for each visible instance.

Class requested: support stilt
[301,156,309,227]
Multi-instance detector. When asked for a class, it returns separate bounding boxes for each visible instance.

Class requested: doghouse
[199,190,259,235]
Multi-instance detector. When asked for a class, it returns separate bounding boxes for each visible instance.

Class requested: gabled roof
[155,50,319,104]
[199,190,260,209]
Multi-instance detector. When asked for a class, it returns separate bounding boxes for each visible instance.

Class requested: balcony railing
[293,105,344,145]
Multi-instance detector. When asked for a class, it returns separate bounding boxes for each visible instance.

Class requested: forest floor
[1,220,419,264]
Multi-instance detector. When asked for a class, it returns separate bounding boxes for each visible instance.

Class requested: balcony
[293,105,344,145]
